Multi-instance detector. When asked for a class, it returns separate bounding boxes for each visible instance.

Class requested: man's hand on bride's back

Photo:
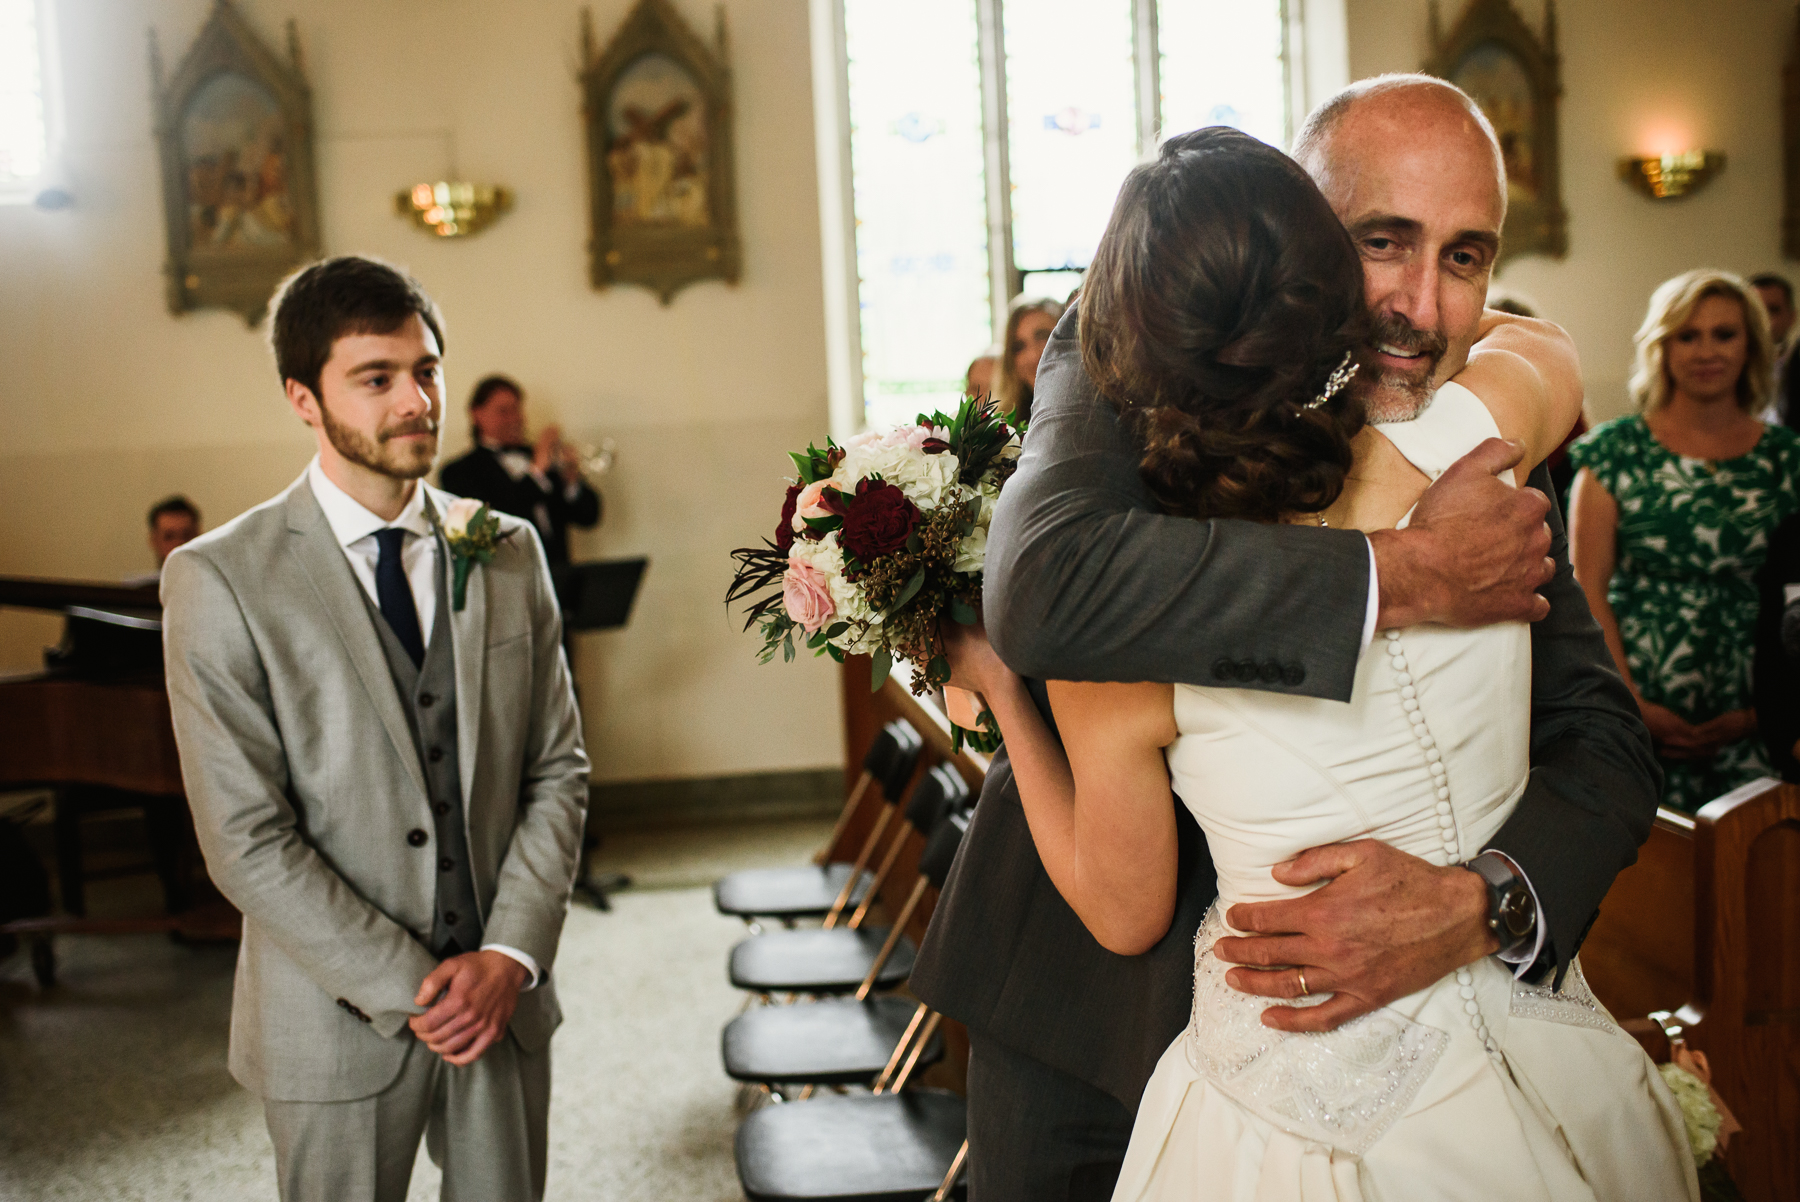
[1369,437,1555,629]
[1211,840,1499,1034]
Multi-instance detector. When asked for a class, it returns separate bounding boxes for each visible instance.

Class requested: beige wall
[0,0,843,782]
[1346,0,1793,422]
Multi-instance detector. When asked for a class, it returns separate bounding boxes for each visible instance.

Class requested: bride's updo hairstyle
[1080,126,1371,522]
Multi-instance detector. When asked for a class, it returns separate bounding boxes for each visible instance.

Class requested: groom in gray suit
[163,256,589,1201]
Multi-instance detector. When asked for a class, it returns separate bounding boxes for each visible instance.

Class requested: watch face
[1500,887,1534,939]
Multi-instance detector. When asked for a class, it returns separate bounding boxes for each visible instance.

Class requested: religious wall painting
[582,0,742,304]
[1425,0,1567,265]
[152,0,320,323]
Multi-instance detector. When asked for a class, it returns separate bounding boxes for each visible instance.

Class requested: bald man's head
[1293,74,1506,217]
[1291,75,1508,419]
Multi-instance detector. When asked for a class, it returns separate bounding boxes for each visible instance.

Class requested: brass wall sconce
[396,181,513,237]
[1619,152,1726,200]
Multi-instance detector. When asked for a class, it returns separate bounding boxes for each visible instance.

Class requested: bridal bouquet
[727,396,1022,751]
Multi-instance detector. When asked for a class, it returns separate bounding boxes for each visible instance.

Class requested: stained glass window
[834,0,1293,428]
[1158,0,1289,148]
[1003,0,1138,276]
[0,0,48,200]
[843,0,991,430]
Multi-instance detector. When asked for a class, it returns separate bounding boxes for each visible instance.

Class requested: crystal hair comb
[1305,351,1358,410]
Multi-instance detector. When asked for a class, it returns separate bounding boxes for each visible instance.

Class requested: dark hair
[148,494,200,527]
[268,256,446,398]
[1080,126,1370,522]
[1751,272,1794,307]
[469,374,524,411]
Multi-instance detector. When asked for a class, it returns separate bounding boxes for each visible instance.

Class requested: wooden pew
[1582,780,1800,1202]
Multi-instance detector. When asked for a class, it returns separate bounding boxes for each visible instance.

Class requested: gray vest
[361,544,484,956]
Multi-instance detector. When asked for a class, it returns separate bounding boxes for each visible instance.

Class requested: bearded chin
[1364,369,1439,423]
[320,403,436,480]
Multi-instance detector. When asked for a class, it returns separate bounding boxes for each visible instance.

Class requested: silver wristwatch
[1464,851,1536,957]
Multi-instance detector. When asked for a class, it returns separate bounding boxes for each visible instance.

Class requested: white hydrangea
[835,423,961,509]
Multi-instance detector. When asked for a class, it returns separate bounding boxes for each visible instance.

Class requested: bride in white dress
[944,132,1697,1201]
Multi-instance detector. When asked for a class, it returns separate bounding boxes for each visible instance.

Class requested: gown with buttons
[1109,384,1698,1202]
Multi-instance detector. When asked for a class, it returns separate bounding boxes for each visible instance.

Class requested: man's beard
[1362,311,1450,423]
[319,400,438,481]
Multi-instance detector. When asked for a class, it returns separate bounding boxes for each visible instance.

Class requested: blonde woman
[1570,269,1800,810]
[996,295,1065,423]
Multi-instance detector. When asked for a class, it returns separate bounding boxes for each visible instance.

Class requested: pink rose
[782,555,836,633]
[443,496,484,538]
[792,480,846,531]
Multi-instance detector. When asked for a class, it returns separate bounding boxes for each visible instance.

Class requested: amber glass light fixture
[396,181,513,237]
[1618,152,1725,200]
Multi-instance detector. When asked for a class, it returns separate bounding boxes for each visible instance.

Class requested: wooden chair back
[1585,780,1800,1202]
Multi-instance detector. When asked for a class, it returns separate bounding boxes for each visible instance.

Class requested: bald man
[910,76,1657,1200]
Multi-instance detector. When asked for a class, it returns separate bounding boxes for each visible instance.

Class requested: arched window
[813,0,1347,432]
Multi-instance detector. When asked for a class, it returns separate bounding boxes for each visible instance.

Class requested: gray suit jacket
[162,474,590,1103]
[910,306,1661,1107]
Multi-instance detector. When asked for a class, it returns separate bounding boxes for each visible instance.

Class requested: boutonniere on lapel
[435,498,515,612]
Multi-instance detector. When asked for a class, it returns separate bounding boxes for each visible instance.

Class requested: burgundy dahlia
[839,479,921,562]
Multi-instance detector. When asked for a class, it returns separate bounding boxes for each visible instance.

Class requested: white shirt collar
[306,456,435,549]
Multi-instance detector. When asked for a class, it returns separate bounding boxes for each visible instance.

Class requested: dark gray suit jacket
[909,307,1662,1109]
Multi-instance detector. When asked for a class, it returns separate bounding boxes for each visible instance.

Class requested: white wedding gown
[1112,384,1698,1202]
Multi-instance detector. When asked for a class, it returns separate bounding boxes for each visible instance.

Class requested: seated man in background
[439,375,600,569]
[126,495,202,585]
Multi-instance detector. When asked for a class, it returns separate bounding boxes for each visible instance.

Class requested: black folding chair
[714,720,924,927]
[727,764,969,998]
[734,980,969,1200]
[722,810,968,1094]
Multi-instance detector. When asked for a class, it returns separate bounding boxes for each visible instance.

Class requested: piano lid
[0,575,162,614]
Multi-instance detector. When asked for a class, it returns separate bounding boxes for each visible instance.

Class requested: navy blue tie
[373,528,425,668]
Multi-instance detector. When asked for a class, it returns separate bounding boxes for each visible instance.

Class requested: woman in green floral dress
[1570,269,1800,811]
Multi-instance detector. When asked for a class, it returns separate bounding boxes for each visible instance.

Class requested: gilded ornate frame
[150,0,320,324]
[1784,9,1800,257]
[1424,0,1568,265]
[580,0,742,304]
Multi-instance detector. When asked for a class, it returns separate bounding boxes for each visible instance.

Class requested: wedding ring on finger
[1296,968,1310,997]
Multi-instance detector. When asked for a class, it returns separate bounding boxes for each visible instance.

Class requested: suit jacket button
[433,801,451,816]
[1212,658,1235,681]
[418,693,436,707]
[439,856,455,872]
[1234,659,1258,682]
[444,911,459,926]
[1283,661,1306,685]
[1258,659,1283,682]
[428,747,444,763]
[407,828,429,847]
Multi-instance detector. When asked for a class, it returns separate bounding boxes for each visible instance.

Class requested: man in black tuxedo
[439,375,601,568]
[910,76,1661,1199]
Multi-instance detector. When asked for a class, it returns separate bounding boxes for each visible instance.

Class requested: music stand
[557,558,648,910]
[554,557,647,632]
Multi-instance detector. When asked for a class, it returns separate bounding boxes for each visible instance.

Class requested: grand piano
[0,576,237,984]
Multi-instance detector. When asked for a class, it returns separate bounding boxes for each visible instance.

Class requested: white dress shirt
[307,459,542,988]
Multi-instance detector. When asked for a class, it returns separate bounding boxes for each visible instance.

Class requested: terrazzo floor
[0,816,834,1202]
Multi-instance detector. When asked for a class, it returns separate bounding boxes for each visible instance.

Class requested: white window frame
[810,0,1349,438]
[0,0,65,206]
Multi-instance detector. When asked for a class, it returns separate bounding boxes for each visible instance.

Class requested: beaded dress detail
[1110,384,1697,1202]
